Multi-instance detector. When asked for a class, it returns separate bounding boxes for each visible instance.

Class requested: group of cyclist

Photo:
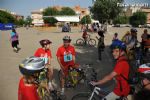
[18,35,77,100]
[18,27,150,100]
[91,28,150,100]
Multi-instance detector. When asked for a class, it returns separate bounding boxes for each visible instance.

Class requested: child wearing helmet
[56,35,76,95]
[18,56,45,100]
[134,63,150,100]
[91,40,130,100]
[82,29,88,45]
[34,39,54,91]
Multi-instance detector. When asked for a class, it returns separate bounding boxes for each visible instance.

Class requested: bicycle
[58,64,97,88]
[134,42,143,67]
[36,68,66,100]
[76,34,96,46]
[72,83,129,100]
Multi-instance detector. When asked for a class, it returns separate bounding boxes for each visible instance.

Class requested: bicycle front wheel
[88,39,96,46]
[76,39,84,46]
[72,92,96,100]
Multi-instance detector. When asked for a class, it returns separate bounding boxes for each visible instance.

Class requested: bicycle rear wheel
[88,39,96,46]
[76,39,84,46]
[72,92,96,100]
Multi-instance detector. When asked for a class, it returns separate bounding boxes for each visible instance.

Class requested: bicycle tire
[72,92,96,100]
[88,39,96,46]
[76,38,84,46]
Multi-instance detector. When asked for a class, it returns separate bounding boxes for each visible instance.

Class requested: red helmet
[39,39,52,47]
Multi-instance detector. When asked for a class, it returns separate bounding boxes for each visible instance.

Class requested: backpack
[117,59,140,94]
[116,58,139,85]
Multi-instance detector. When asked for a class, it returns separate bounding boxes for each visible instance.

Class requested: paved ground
[0,26,149,100]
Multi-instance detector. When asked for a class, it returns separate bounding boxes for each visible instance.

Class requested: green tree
[59,7,76,15]
[43,7,59,25]
[0,10,17,23]
[80,15,91,24]
[129,11,147,27]
[43,17,57,25]
[25,16,32,25]
[113,16,129,24]
[90,0,123,23]
[43,7,59,16]
[16,19,25,26]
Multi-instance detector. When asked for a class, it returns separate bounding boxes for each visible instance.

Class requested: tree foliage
[80,15,91,24]
[16,19,25,25]
[43,7,59,16]
[113,16,129,24]
[0,10,17,23]
[129,11,147,27]
[59,7,76,15]
[43,17,57,25]
[90,0,123,23]
[25,16,32,25]
[43,7,76,24]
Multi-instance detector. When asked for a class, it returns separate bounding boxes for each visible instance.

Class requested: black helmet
[130,28,137,33]
[98,30,104,37]
[63,35,71,42]
[39,39,52,47]
[19,56,45,76]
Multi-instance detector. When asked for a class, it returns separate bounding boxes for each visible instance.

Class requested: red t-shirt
[82,31,87,38]
[56,45,75,67]
[113,57,130,96]
[34,48,52,64]
[18,77,40,100]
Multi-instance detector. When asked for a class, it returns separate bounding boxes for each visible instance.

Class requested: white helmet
[19,56,45,76]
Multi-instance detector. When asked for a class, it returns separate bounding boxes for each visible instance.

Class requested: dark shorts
[12,40,19,48]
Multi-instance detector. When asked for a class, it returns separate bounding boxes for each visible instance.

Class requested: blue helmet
[111,40,126,51]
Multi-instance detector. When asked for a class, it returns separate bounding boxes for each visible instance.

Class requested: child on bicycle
[91,40,130,100]
[34,39,54,91]
[56,36,77,95]
[18,56,45,100]
[82,28,88,45]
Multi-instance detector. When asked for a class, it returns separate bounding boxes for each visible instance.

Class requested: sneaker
[48,82,54,91]
[60,88,65,95]
[13,47,18,53]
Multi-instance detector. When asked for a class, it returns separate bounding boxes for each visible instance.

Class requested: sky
[0,0,150,17]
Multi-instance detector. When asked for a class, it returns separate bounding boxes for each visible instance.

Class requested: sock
[61,88,64,92]
[48,82,54,90]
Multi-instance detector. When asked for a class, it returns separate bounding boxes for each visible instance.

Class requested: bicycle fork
[88,87,101,100]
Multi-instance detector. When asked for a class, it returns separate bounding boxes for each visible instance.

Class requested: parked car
[62,23,71,32]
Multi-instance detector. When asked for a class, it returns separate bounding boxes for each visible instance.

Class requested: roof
[54,16,80,22]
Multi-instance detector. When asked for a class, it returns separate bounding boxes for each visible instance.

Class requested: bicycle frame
[67,68,84,87]
[37,68,49,99]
